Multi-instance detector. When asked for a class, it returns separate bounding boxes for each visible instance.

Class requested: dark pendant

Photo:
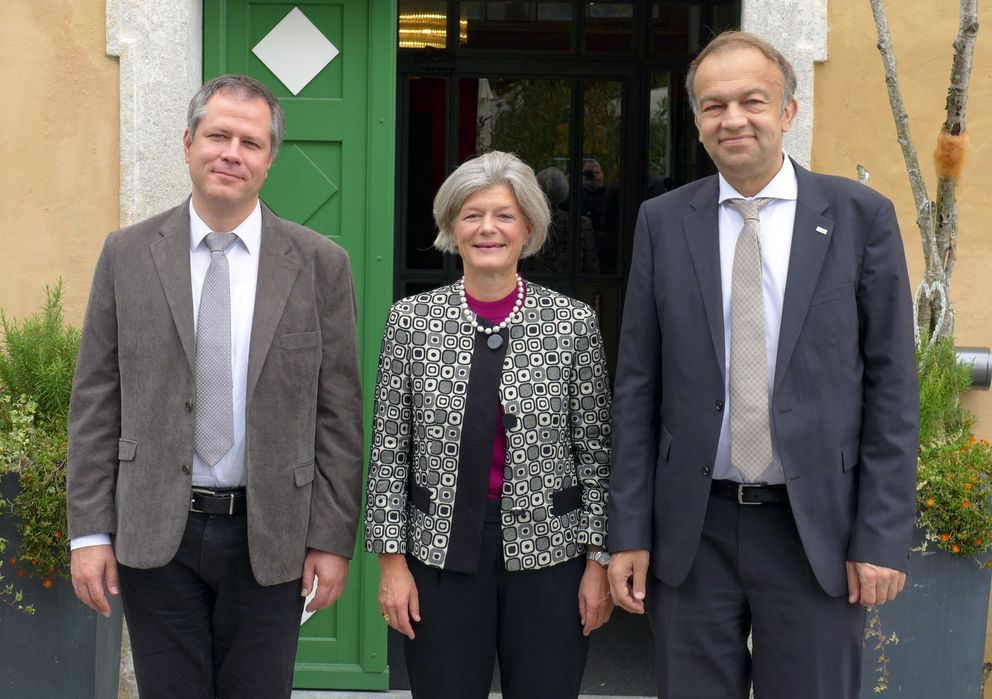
[487,333,503,350]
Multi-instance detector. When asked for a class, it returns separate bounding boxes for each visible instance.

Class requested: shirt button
[185,402,193,412]
[714,400,724,412]
[702,464,711,476]
[182,464,191,475]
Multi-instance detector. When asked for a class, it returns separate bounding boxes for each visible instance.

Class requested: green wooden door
[204,0,395,690]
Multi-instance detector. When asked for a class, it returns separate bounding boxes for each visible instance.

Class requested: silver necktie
[727,198,773,482]
[194,232,237,466]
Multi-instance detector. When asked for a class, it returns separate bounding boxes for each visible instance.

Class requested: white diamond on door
[252,7,339,95]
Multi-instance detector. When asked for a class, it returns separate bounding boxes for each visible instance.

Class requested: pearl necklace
[457,274,525,335]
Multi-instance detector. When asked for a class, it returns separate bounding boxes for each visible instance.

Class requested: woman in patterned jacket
[364,151,613,698]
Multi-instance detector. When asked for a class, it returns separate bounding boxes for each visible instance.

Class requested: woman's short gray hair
[432,151,550,258]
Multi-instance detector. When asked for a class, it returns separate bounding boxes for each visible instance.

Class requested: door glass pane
[582,80,622,274]
[461,2,573,51]
[460,77,573,277]
[646,72,676,199]
[650,2,701,55]
[404,77,447,270]
[712,0,743,35]
[398,0,449,49]
[584,1,634,53]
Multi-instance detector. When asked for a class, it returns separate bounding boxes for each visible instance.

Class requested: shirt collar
[717,152,798,204]
[188,200,262,256]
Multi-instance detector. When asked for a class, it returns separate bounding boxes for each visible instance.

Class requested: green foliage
[0,537,35,615]
[0,281,80,430]
[0,282,77,603]
[917,334,972,449]
[0,395,70,579]
[914,335,992,561]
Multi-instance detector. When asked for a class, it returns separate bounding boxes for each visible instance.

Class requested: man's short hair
[187,74,286,157]
[685,31,798,116]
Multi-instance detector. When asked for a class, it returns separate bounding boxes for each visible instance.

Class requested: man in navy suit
[607,32,918,698]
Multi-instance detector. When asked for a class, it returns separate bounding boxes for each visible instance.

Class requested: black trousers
[404,501,590,699]
[118,511,305,699]
[647,492,866,699]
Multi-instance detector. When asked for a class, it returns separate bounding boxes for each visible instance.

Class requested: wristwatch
[586,550,611,567]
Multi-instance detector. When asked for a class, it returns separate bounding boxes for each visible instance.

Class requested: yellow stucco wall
[0,0,119,326]
[813,2,992,434]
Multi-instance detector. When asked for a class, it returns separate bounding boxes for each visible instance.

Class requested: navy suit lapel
[150,201,196,371]
[246,205,302,402]
[684,177,727,378]
[774,163,833,390]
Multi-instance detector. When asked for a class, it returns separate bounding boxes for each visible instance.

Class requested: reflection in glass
[584,1,634,53]
[583,81,622,274]
[527,167,599,275]
[398,0,454,49]
[647,73,674,199]
[461,2,573,51]
[405,77,447,270]
[650,2,700,55]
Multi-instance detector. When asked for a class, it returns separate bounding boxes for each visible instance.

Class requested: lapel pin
[815,226,829,236]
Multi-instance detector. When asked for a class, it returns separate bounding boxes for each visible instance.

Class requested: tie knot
[727,197,773,222]
[205,232,237,253]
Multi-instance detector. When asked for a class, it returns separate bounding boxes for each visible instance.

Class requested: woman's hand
[578,558,614,636]
[378,553,420,639]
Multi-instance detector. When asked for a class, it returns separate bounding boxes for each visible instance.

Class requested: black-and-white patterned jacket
[364,281,612,572]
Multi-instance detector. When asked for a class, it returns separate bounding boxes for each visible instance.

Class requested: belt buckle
[737,483,762,505]
[190,487,210,514]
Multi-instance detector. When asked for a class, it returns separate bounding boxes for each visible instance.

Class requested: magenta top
[465,284,525,499]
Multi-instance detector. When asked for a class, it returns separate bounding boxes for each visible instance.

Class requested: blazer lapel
[150,201,196,370]
[684,178,727,378]
[246,206,302,402]
[774,163,833,390]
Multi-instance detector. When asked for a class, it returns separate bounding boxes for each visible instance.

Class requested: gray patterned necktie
[194,232,237,466]
[727,198,774,482]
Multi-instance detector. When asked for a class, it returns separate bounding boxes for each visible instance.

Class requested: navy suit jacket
[608,161,919,596]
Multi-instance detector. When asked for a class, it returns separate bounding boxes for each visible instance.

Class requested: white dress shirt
[712,155,797,484]
[71,200,261,550]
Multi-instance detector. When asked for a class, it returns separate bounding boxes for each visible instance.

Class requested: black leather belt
[190,487,247,515]
[710,479,788,505]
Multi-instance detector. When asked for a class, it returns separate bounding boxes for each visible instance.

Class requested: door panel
[204,0,393,690]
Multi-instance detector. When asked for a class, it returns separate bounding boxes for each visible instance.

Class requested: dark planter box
[860,537,992,697]
[0,499,122,698]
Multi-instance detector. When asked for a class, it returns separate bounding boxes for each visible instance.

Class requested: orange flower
[941,533,951,542]
[981,439,990,446]
[952,544,962,554]
[926,498,936,508]
[54,531,63,539]
[968,436,978,445]
[977,538,984,546]
[7,558,15,565]
[42,579,53,589]
[965,482,974,490]
[963,501,971,508]
[16,570,24,578]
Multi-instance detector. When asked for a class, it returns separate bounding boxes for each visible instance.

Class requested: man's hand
[846,561,906,607]
[70,544,119,617]
[302,549,349,613]
[607,549,650,614]
[578,560,614,636]
[378,553,420,640]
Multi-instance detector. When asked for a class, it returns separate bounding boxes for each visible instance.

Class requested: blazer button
[702,464,711,476]
[714,400,724,412]
[503,413,518,429]
[185,401,193,412]
[181,464,191,475]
